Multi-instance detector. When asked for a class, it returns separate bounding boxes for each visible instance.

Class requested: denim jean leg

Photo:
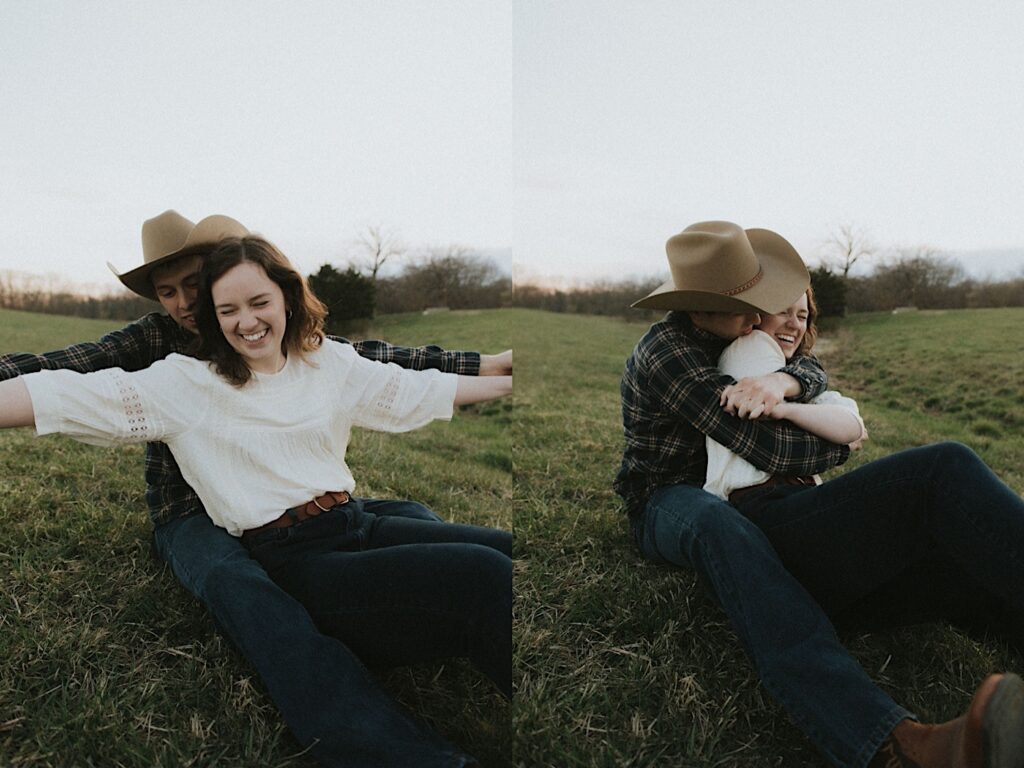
[247,510,513,698]
[360,497,444,522]
[153,513,478,768]
[366,511,513,557]
[739,442,1024,636]
[636,484,909,768]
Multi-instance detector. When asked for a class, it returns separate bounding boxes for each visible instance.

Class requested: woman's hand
[848,424,869,451]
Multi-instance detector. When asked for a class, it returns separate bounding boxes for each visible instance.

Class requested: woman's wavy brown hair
[192,236,327,386]
[797,285,819,356]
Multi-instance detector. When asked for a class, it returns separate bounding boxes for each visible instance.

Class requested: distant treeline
[513,278,665,321]
[376,251,511,314]
[8,250,1021,324]
[0,271,160,320]
[308,251,511,334]
[514,254,1024,319]
[1,249,511,324]
[843,256,1024,313]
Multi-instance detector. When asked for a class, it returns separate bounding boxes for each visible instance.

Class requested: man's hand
[720,372,801,419]
[479,349,512,376]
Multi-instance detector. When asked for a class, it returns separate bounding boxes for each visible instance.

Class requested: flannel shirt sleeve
[328,335,481,375]
[646,338,850,476]
[1,313,172,380]
[780,353,829,402]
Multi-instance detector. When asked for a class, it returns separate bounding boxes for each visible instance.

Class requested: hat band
[721,267,763,296]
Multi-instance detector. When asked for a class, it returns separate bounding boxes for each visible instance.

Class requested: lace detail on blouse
[374,367,402,417]
[111,370,151,440]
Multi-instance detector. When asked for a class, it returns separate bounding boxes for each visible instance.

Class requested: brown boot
[869,673,1024,768]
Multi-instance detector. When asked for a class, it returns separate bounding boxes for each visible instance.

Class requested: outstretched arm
[1,313,181,381]
[0,378,34,428]
[332,336,484,375]
[454,375,512,406]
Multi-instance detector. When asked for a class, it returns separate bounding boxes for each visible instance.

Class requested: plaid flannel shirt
[614,311,850,517]
[1,312,481,526]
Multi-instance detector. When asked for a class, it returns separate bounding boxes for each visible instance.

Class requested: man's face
[150,255,203,334]
[689,310,762,340]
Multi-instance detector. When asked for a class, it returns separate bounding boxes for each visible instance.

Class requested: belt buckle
[313,491,349,513]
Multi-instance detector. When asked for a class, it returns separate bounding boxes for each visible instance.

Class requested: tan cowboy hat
[107,210,250,300]
[632,220,809,314]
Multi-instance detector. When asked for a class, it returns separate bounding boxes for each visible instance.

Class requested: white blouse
[703,330,862,501]
[25,340,458,535]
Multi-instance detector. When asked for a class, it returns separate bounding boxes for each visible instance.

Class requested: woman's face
[757,292,809,359]
[211,261,288,374]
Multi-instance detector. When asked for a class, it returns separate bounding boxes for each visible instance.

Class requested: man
[616,221,1024,768]
[1,210,511,768]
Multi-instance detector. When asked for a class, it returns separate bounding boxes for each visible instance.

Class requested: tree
[376,247,509,313]
[809,266,848,318]
[307,264,376,332]
[351,224,405,283]
[845,247,966,312]
[821,224,876,278]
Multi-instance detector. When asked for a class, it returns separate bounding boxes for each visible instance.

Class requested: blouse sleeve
[716,331,786,380]
[328,342,458,432]
[23,357,202,447]
[703,332,786,499]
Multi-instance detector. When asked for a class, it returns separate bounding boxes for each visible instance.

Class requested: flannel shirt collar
[664,311,731,357]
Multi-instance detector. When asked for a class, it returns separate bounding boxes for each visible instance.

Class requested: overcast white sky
[3,1,1024,294]
[515,0,1024,286]
[0,0,512,290]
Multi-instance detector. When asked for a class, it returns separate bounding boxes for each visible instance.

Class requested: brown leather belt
[728,475,815,506]
[242,491,351,539]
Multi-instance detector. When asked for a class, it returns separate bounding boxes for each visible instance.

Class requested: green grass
[0,307,512,768]
[825,309,1024,490]
[4,305,1024,767]
[512,307,1024,767]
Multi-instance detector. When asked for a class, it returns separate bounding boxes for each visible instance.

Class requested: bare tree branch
[351,223,406,282]
[821,224,877,278]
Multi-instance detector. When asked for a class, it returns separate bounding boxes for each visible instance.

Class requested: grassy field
[0,307,512,768]
[512,306,1024,767]
[3,305,1023,767]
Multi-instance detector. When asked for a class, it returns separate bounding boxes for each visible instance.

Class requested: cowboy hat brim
[632,228,809,314]
[109,214,249,301]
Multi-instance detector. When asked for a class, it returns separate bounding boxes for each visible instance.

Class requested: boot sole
[984,672,1024,768]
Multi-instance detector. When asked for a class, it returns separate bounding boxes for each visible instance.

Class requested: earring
[286,309,293,319]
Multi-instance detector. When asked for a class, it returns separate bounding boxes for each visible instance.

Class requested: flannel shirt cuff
[781,359,828,402]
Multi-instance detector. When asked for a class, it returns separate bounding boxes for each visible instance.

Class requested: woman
[0,236,512,766]
[704,286,867,502]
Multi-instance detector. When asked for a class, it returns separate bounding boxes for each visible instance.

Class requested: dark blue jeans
[154,498,509,768]
[634,442,1024,768]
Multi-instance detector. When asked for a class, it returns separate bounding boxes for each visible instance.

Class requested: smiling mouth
[776,333,797,345]
[241,329,269,343]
